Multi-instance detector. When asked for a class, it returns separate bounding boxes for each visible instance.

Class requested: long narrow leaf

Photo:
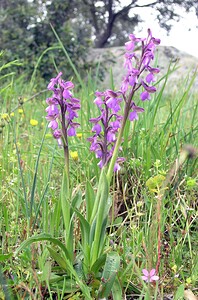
[32,145,56,232]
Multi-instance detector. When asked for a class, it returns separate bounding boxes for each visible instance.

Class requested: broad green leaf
[47,247,67,270]
[174,284,185,300]
[42,261,51,282]
[91,254,106,274]
[99,252,120,298]
[71,207,90,266]
[74,259,85,280]
[111,277,123,300]
[71,190,83,210]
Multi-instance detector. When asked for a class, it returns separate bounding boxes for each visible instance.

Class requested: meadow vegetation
[0,30,197,300]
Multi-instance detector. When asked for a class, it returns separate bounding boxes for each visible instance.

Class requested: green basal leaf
[90,170,110,265]
[14,233,70,260]
[48,273,79,294]
[47,246,67,270]
[98,252,120,298]
[85,180,95,222]
[91,254,107,274]
[112,277,123,300]
[42,261,51,282]
[74,259,86,280]
[174,284,185,300]
[71,190,83,210]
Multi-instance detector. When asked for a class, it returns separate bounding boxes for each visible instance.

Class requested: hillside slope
[90,46,198,91]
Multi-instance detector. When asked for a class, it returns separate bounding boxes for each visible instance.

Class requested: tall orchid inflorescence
[87,90,125,171]
[46,72,80,148]
[88,29,160,172]
[121,28,160,102]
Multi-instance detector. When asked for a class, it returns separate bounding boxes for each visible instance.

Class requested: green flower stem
[89,169,106,224]
[90,169,110,266]
[61,167,74,260]
[61,113,70,179]
[107,99,131,183]
[60,115,73,260]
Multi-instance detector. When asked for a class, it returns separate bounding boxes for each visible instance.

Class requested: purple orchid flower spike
[88,29,160,174]
[121,28,160,104]
[88,89,124,171]
[46,72,80,147]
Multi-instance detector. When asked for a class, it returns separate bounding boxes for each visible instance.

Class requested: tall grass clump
[0,29,197,300]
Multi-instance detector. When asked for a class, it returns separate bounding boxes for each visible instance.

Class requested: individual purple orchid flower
[47,72,62,91]
[142,269,159,283]
[46,72,80,147]
[129,102,145,121]
[146,66,160,84]
[53,129,62,147]
[125,33,145,51]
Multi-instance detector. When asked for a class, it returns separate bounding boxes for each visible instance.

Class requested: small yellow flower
[10,112,15,117]
[171,264,177,273]
[186,277,192,284]
[70,151,78,161]
[30,119,38,126]
[76,133,82,139]
[18,108,24,114]
[1,113,9,120]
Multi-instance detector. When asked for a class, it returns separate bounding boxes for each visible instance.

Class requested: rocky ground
[90,46,198,92]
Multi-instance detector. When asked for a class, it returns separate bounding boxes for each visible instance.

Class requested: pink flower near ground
[142,269,159,283]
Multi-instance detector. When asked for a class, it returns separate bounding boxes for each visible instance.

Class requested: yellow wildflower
[70,151,78,161]
[18,108,24,114]
[1,113,9,120]
[186,277,192,284]
[30,119,38,126]
[76,133,82,139]
[171,264,177,273]
[10,112,15,117]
